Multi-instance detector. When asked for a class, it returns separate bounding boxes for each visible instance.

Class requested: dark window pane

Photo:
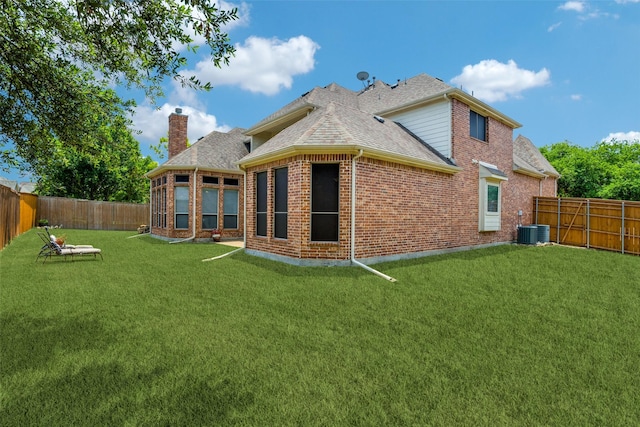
[311,214,339,241]
[223,215,237,229]
[312,164,339,212]
[203,176,218,184]
[202,215,218,229]
[487,184,499,213]
[256,213,267,236]
[274,213,287,239]
[274,168,288,239]
[256,172,267,212]
[175,214,188,229]
[274,168,288,212]
[470,111,486,141]
[175,174,189,183]
[224,178,239,186]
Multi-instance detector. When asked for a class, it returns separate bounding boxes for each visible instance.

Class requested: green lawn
[1,229,639,426]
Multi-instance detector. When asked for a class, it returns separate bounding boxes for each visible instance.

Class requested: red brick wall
[243,98,558,262]
[149,169,244,240]
[168,113,188,159]
[246,154,352,260]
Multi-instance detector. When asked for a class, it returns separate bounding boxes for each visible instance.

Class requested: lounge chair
[36,231,103,263]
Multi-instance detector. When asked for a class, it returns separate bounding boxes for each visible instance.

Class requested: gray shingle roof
[357,74,454,114]
[246,83,359,133]
[241,102,454,170]
[513,135,560,177]
[152,73,547,177]
[153,127,248,174]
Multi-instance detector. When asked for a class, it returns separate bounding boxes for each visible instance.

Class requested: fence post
[535,197,539,225]
[556,198,561,244]
[621,202,625,255]
[586,199,590,249]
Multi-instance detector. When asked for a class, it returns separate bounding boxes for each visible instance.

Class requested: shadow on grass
[1,312,255,425]
[378,243,535,269]
[0,313,113,374]
[220,244,536,281]
[227,251,373,280]
[2,363,255,426]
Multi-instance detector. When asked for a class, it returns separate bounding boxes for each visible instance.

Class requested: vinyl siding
[387,101,452,158]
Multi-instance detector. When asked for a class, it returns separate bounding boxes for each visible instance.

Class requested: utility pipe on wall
[350,149,364,260]
[349,149,397,283]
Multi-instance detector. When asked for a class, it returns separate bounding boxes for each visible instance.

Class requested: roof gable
[357,73,453,114]
[147,127,248,177]
[239,102,458,173]
[513,135,559,177]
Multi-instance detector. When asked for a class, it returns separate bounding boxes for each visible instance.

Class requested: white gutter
[170,167,198,244]
[349,149,397,282]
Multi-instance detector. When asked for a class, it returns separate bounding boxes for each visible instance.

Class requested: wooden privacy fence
[533,197,640,256]
[0,185,20,249]
[20,193,38,233]
[37,196,149,230]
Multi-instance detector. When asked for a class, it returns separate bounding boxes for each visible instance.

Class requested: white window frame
[478,162,507,232]
[201,188,219,230]
[174,186,189,229]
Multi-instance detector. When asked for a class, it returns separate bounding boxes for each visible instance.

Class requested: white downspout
[242,166,247,249]
[170,167,198,244]
[350,149,364,260]
[148,179,153,233]
[349,149,397,282]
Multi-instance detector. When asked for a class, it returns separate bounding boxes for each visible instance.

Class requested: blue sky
[4,0,640,182]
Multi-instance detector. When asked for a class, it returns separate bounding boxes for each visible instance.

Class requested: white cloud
[187,35,320,95]
[450,59,551,103]
[602,131,640,143]
[132,103,231,147]
[558,1,586,12]
[548,22,562,32]
[558,1,619,20]
[615,0,640,4]
[570,94,582,101]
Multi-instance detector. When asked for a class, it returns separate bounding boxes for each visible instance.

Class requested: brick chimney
[168,108,188,159]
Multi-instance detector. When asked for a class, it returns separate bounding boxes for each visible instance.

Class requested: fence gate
[534,197,640,256]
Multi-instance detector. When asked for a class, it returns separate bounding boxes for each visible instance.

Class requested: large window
[470,110,486,141]
[162,187,167,228]
[223,189,239,229]
[174,186,189,229]
[202,188,218,229]
[256,171,267,236]
[311,164,339,242]
[274,167,288,239]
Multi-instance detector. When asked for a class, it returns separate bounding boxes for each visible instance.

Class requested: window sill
[470,136,488,143]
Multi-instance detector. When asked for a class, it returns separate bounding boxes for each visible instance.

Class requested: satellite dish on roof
[356,71,369,81]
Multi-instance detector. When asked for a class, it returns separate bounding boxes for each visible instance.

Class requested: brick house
[147,73,558,264]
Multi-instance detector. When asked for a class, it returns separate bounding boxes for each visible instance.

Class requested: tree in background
[33,114,156,202]
[541,140,640,201]
[1,0,237,192]
[34,114,157,202]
